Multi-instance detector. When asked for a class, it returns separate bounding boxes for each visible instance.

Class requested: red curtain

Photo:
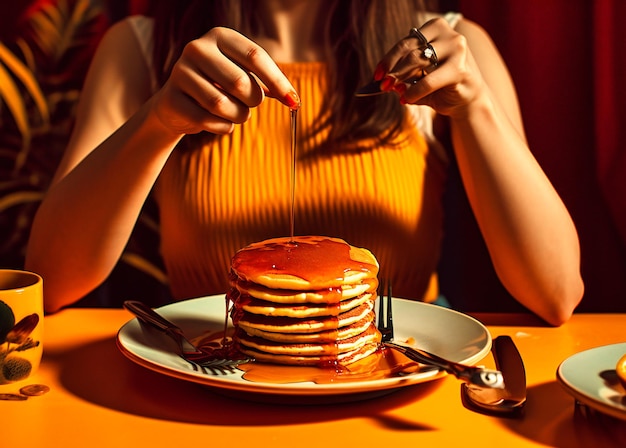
[593,0,626,244]
[448,0,626,311]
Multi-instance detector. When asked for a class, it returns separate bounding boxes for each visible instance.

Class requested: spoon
[460,335,527,417]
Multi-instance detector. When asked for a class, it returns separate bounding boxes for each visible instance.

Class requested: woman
[26,0,583,324]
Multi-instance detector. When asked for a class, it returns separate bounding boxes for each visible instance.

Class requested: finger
[400,69,444,105]
[391,38,448,82]
[156,90,236,135]
[182,35,266,109]
[210,28,301,109]
[400,48,461,106]
[249,72,274,99]
[413,18,441,42]
[375,18,448,81]
[183,76,252,125]
[171,58,253,125]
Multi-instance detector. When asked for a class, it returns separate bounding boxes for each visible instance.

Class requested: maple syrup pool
[193,330,427,385]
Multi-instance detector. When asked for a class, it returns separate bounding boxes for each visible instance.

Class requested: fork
[123,300,250,375]
[377,280,505,389]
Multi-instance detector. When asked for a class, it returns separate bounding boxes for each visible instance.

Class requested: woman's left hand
[375,18,487,118]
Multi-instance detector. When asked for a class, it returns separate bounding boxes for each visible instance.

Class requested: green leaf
[0,42,49,125]
[0,62,31,152]
[26,0,102,64]
[0,191,44,213]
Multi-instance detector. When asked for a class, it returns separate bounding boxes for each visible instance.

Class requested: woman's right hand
[150,27,300,136]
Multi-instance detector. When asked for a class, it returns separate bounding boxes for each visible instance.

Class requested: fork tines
[181,356,239,375]
[377,280,394,342]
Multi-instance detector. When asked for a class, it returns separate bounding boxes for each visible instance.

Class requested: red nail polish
[374,64,386,81]
[285,91,301,110]
[393,83,407,95]
[380,76,395,92]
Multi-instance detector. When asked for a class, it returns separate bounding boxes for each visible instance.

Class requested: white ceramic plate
[117,295,491,399]
[557,342,626,421]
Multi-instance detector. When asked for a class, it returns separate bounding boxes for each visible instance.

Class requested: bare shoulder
[450,16,524,133]
[54,16,154,181]
[95,16,152,63]
[452,16,500,53]
[82,15,154,112]
[422,12,499,55]
[422,13,508,75]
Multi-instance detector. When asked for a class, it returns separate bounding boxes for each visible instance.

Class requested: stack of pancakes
[228,235,380,366]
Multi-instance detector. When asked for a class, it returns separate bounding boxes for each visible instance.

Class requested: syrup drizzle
[213,106,299,364]
[213,107,299,360]
[289,107,297,241]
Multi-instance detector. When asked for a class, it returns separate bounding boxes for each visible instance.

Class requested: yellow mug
[0,269,44,386]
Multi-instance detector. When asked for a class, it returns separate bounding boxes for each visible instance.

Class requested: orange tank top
[154,62,448,302]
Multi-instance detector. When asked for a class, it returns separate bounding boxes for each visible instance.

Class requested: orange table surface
[2,309,625,447]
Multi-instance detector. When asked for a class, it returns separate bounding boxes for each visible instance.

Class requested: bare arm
[377,18,583,325]
[26,19,299,313]
[26,20,181,313]
[452,21,582,325]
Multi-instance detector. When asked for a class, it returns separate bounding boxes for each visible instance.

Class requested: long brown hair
[148,0,430,149]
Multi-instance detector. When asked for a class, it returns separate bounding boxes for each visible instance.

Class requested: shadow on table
[53,336,443,429]
[489,381,626,447]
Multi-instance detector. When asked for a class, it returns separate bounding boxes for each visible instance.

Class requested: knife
[460,335,527,417]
